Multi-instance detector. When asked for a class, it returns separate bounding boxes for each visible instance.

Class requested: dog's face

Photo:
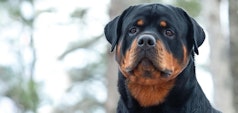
[105,4,205,106]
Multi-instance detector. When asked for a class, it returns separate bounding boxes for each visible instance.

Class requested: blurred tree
[201,0,235,113]
[104,1,127,112]
[56,7,107,112]
[229,0,238,112]
[0,0,40,112]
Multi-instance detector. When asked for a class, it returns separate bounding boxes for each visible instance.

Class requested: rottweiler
[104,3,221,113]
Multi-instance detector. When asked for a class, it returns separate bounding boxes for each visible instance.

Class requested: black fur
[104,3,221,113]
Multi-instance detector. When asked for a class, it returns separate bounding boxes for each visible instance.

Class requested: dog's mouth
[125,50,172,78]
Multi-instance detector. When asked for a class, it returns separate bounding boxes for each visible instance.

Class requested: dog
[104,3,221,113]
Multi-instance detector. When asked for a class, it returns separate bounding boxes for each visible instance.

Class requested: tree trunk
[105,53,119,113]
[104,1,128,113]
[229,0,238,112]
[202,0,235,113]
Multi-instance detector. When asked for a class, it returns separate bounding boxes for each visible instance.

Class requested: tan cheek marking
[170,45,189,79]
[156,41,174,72]
[182,45,189,65]
[160,20,167,27]
[156,41,189,79]
[137,19,144,26]
[115,41,122,63]
[119,39,138,78]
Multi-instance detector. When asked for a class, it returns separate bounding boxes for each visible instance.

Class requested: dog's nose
[137,35,156,48]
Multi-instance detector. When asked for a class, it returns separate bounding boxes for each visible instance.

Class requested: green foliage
[175,0,202,17]
[0,0,21,20]
[0,66,40,112]
[6,80,39,112]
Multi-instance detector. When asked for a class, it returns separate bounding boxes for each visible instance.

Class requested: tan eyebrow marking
[137,19,144,26]
[160,20,167,27]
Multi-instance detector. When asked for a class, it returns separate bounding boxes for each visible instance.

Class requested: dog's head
[104,4,205,106]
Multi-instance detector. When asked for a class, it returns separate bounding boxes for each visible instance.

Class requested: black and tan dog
[104,3,221,113]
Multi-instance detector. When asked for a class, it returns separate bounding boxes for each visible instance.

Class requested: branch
[58,34,104,60]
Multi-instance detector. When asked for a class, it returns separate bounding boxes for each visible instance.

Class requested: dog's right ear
[104,16,121,52]
[104,6,133,52]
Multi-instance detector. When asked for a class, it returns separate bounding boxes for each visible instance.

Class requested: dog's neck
[117,57,212,112]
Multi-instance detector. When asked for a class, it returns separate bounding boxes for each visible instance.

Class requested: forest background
[0,0,237,113]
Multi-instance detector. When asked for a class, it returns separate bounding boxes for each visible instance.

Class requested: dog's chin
[138,58,156,71]
[126,58,172,78]
[128,58,156,72]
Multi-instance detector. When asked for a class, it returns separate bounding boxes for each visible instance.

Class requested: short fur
[104,3,221,113]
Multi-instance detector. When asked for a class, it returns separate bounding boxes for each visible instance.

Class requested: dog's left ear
[104,6,133,52]
[176,8,205,55]
[189,17,205,55]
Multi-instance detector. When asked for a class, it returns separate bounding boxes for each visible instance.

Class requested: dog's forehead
[121,4,188,33]
[136,4,173,13]
[129,4,176,19]
[122,4,185,27]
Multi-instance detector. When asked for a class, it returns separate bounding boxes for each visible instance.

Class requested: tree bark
[229,0,238,112]
[104,1,128,113]
[202,0,235,113]
[105,53,118,113]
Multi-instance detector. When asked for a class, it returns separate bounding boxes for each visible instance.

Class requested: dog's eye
[164,29,175,37]
[129,27,138,34]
